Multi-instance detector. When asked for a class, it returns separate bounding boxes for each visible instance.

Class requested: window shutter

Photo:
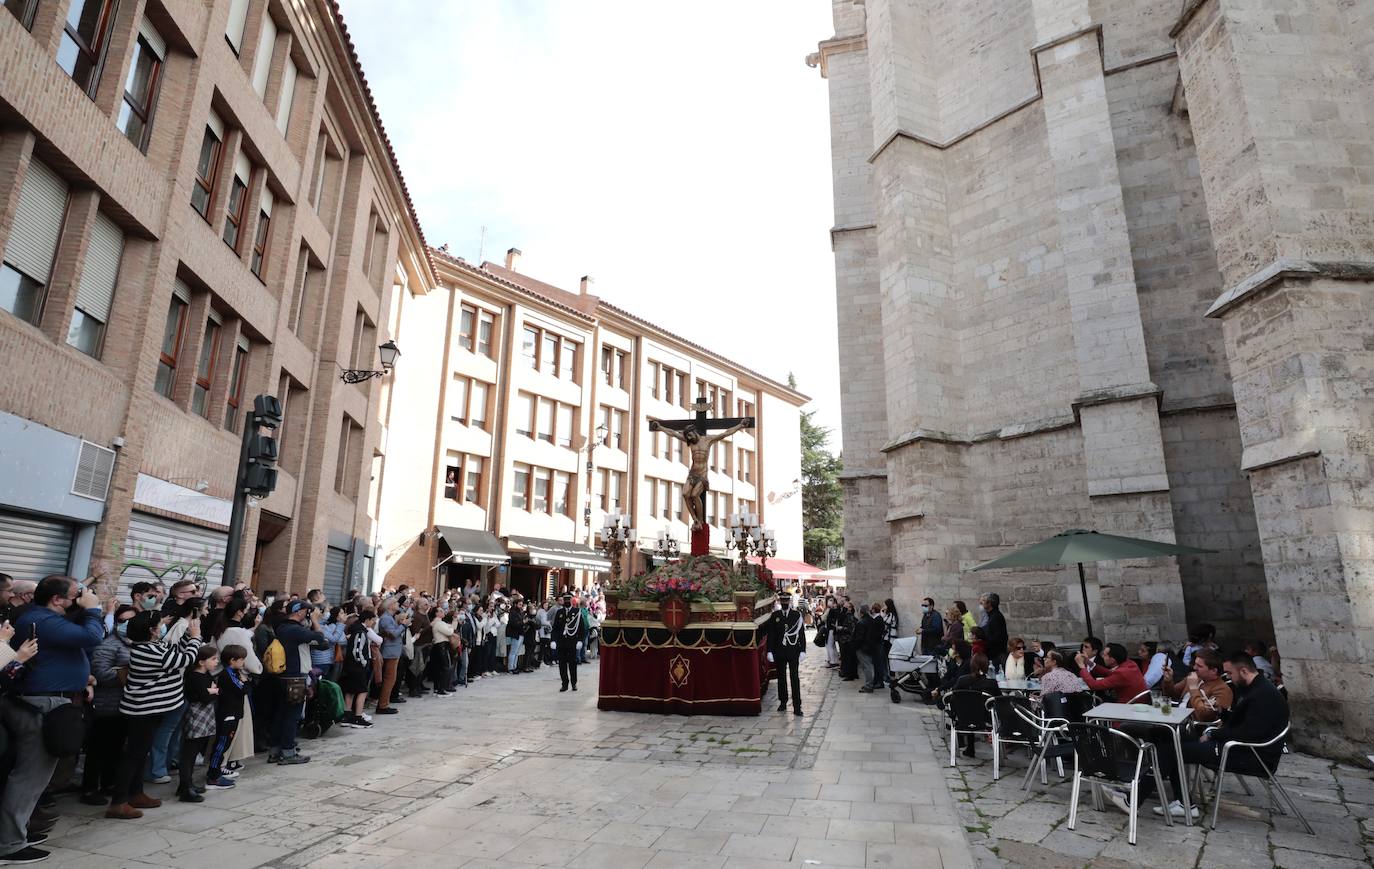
[275,58,297,134]
[207,109,225,140]
[138,17,166,60]
[74,213,124,322]
[252,15,277,97]
[233,151,252,187]
[225,0,250,52]
[3,160,68,284]
[172,277,192,303]
[259,186,274,217]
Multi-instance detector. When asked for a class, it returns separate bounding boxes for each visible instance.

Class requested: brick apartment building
[0,0,431,601]
[372,248,809,599]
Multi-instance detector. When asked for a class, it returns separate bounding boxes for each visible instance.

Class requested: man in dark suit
[766,591,806,716]
[551,593,586,692]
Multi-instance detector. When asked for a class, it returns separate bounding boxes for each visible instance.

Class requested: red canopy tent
[746,557,823,581]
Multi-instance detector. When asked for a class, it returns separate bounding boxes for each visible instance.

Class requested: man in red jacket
[1075,642,1147,701]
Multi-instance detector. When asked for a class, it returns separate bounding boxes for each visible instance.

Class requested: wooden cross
[649,399,755,442]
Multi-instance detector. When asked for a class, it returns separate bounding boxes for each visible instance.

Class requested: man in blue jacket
[270,602,325,765]
[0,575,103,865]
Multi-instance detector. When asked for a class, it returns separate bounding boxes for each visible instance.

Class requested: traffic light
[242,394,282,498]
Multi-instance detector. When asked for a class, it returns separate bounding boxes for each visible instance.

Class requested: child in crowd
[206,645,248,790]
[341,609,376,728]
[178,645,220,803]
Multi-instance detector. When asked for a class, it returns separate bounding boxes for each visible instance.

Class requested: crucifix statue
[650,399,754,555]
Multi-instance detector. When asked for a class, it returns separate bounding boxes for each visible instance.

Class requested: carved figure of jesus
[650,420,752,529]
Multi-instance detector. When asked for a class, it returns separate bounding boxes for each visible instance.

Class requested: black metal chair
[1011,703,1073,791]
[944,690,993,767]
[987,695,1036,781]
[1196,723,1313,833]
[1064,722,1172,845]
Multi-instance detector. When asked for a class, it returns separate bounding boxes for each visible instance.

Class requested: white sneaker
[1152,800,1200,820]
[1103,788,1131,815]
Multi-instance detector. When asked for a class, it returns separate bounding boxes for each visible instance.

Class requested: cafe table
[997,678,1041,694]
[1085,702,1195,825]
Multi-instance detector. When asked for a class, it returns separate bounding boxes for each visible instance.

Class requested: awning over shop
[747,556,824,581]
[507,535,611,572]
[436,526,509,566]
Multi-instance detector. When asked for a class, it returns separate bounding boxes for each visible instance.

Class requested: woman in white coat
[217,602,262,767]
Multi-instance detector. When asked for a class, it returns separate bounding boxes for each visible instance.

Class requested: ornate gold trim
[599,693,763,705]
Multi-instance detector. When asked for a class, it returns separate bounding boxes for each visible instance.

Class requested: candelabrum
[726,512,776,571]
[651,529,680,562]
[600,512,636,581]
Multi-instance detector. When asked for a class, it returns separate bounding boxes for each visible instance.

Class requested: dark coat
[765,607,806,661]
[983,608,1009,663]
[1215,675,1288,766]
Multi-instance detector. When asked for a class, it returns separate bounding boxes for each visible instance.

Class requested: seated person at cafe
[1149,652,1288,820]
[1030,640,1056,676]
[1004,638,1030,680]
[1139,641,1171,689]
[1079,636,1104,670]
[1036,650,1087,696]
[1159,647,1232,723]
[1076,642,1148,701]
[934,640,972,701]
[951,652,1001,758]
[1245,639,1276,680]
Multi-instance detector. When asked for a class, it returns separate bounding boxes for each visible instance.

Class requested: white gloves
[800,653,807,663]
[551,642,557,650]
[577,642,583,651]
[767,652,774,663]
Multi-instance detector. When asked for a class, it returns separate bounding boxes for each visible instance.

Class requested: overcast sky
[337,1,844,448]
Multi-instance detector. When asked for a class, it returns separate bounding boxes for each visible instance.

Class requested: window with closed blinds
[224,0,249,53]
[68,212,123,356]
[275,58,297,134]
[4,159,68,286]
[251,14,276,98]
[324,546,349,602]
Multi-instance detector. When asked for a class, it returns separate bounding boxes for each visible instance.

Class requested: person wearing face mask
[919,597,943,655]
[80,605,138,806]
[130,582,159,615]
[765,590,806,716]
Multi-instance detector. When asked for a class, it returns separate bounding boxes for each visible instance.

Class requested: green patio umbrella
[972,529,1215,639]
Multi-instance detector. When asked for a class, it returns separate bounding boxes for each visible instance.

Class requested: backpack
[263,639,287,675]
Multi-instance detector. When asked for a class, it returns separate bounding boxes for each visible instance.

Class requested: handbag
[14,697,88,757]
[812,627,827,648]
[282,676,308,705]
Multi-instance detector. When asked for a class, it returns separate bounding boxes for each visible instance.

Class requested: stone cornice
[808,34,867,79]
[1205,258,1374,318]
[829,223,876,248]
[1071,383,1162,418]
[866,25,1177,164]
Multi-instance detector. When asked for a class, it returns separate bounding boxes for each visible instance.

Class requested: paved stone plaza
[31,650,1374,868]
[33,653,970,868]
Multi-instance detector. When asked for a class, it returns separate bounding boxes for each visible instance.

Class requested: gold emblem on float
[668,654,690,687]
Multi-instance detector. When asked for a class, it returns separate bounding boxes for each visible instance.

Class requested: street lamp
[600,512,636,581]
[583,422,609,544]
[340,340,401,383]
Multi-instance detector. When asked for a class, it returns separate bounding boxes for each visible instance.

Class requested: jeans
[0,697,66,855]
[506,636,524,672]
[273,697,304,756]
[857,650,875,687]
[871,649,889,689]
[146,702,185,779]
[457,648,469,685]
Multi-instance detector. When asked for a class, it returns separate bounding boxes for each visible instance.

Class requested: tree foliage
[791,374,844,567]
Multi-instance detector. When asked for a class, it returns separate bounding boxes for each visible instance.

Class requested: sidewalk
[32,652,977,868]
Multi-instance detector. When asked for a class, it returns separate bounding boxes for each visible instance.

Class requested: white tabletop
[998,679,1041,691]
[1085,702,1193,726]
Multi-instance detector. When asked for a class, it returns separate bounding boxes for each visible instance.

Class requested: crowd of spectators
[0,569,603,866]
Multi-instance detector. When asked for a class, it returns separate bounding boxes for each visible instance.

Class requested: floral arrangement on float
[617,555,776,604]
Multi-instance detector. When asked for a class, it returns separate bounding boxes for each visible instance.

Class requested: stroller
[301,678,344,739]
[887,636,940,704]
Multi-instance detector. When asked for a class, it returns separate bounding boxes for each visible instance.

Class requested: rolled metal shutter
[4,159,68,284]
[324,546,348,603]
[0,511,73,581]
[74,212,123,323]
[120,512,227,602]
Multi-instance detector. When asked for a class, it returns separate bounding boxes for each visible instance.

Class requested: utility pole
[223,395,284,585]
